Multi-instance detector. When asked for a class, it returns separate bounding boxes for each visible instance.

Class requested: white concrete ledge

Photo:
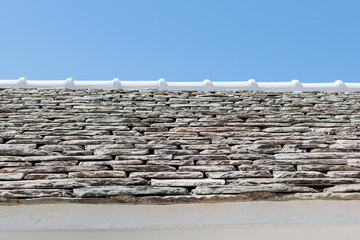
[1,225,360,240]
[2,201,360,240]
[1,78,360,91]
[0,201,360,231]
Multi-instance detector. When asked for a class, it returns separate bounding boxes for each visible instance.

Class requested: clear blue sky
[0,0,359,82]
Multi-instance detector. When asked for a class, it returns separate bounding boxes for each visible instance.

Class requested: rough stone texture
[1,88,360,203]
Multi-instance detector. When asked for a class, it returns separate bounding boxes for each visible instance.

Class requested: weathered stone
[171,127,260,132]
[85,126,130,131]
[69,171,126,178]
[144,132,198,137]
[79,160,144,165]
[134,144,178,150]
[39,145,84,152]
[115,155,173,161]
[297,165,360,171]
[74,186,188,197]
[206,171,272,179]
[273,171,327,178]
[181,144,230,150]
[23,130,109,136]
[327,171,360,178]
[0,189,71,198]
[154,149,199,155]
[0,162,32,167]
[60,140,115,145]
[146,160,194,166]
[227,178,360,186]
[15,155,112,162]
[151,179,225,187]
[0,178,147,189]
[324,184,360,193]
[275,152,360,160]
[0,149,48,156]
[253,159,348,165]
[199,149,233,155]
[238,165,296,171]
[94,149,148,155]
[173,155,228,160]
[289,192,360,200]
[85,144,134,151]
[35,161,79,166]
[112,165,176,172]
[197,160,253,165]
[263,127,310,133]
[179,166,236,172]
[229,154,273,160]
[0,166,108,173]
[193,184,317,195]
[329,140,360,150]
[0,144,36,149]
[24,173,68,180]
[129,172,203,179]
[0,173,24,180]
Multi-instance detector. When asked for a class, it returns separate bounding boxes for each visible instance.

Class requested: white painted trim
[0,201,359,231]
[1,78,360,91]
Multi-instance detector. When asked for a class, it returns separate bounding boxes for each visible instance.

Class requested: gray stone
[327,171,360,178]
[0,189,71,198]
[273,171,327,178]
[171,127,260,132]
[297,165,360,171]
[73,186,189,197]
[0,144,36,149]
[0,166,108,173]
[227,178,360,186]
[79,160,144,166]
[129,172,203,179]
[324,184,360,193]
[17,155,112,162]
[0,178,147,189]
[146,160,194,166]
[238,165,296,171]
[0,162,32,167]
[263,127,310,133]
[154,149,199,155]
[24,174,68,180]
[192,184,317,195]
[115,155,173,161]
[173,155,228,160]
[112,165,176,172]
[179,166,236,172]
[206,171,272,179]
[197,160,253,165]
[151,179,225,187]
[0,173,24,180]
[94,149,148,155]
[275,152,360,160]
[69,171,126,178]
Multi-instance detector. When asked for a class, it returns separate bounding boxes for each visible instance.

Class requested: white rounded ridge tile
[0,79,358,91]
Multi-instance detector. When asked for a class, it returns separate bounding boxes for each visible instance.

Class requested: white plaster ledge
[0,201,360,231]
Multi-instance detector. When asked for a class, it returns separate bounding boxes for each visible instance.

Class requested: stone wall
[1,88,360,204]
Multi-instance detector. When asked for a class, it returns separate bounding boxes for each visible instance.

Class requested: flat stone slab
[73,186,189,198]
[192,184,317,195]
[0,173,24,180]
[151,179,226,187]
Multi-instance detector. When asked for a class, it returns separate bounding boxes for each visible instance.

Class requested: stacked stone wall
[0,88,360,203]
